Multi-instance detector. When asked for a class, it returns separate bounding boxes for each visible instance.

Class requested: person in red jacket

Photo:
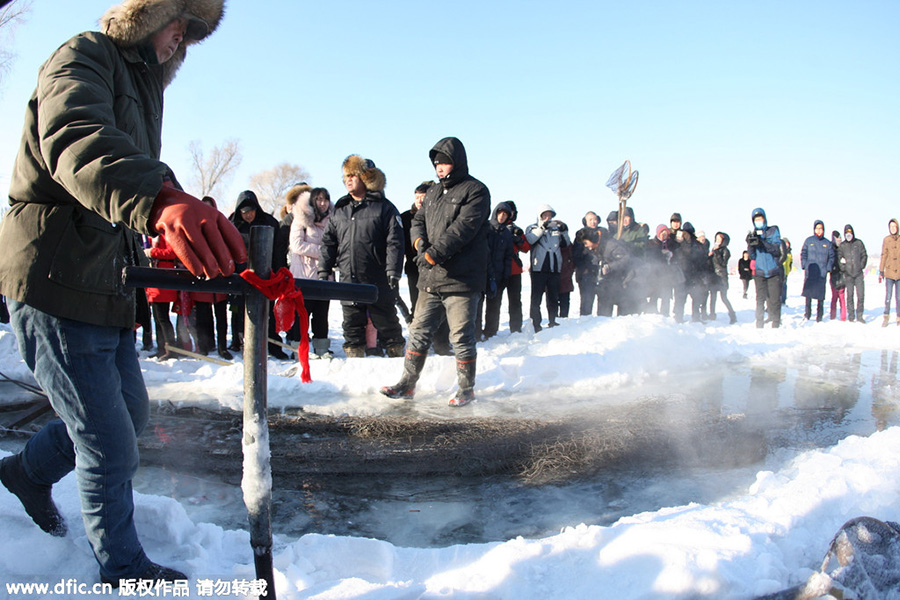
[190,196,232,359]
[145,235,179,360]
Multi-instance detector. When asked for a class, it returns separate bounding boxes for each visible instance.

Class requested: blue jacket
[747,208,785,278]
[800,220,834,301]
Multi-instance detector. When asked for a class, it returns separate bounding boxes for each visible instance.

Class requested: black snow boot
[101,562,188,588]
[0,453,67,537]
[380,349,427,399]
[450,358,477,407]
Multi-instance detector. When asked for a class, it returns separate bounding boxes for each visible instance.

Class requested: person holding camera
[525,205,571,331]
[746,208,786,328]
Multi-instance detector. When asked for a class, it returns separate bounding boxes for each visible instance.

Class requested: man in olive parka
[381,137,490,407]
[0,0,244,585]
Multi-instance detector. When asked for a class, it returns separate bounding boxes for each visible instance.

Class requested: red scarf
[239,268,311,382]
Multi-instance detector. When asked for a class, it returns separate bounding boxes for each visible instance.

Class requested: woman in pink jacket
[289,187,334,357]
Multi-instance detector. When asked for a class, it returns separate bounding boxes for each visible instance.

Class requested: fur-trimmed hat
[101,0,225,86]
[342,155,386,193]
[285,183,312,207]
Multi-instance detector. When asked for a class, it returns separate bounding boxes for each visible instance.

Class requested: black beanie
[432,152,453,165]
[670,212,682,223]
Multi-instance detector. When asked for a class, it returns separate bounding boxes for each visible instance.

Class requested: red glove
[149,182,247,278]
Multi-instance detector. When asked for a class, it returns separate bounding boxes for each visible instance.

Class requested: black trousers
[341,287,403,350]
[194,299,228,353]
[530,270,560,330]
[844,274,865,321]
[506,273,523,333]
[578,278,599,316]
[151,302,176,349]
[754,273,783,328]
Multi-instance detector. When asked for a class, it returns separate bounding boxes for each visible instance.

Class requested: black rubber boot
[101,562,188,588]
[380,349,427,399]
[0,453,67,537]
[450,358,477,407]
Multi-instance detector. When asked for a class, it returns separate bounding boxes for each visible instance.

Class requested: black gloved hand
[415,253,434,271]
[389,277,400,291]
[746,232,762,248]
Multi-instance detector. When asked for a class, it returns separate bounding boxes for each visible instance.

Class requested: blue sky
[1,0,898,254]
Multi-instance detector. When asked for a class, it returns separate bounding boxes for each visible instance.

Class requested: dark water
[4,349,899,548]
[136,348,900,547]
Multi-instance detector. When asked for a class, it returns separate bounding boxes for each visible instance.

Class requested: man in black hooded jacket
[839,224,868,323]
[381,137,490,407]
[228,190,288,358]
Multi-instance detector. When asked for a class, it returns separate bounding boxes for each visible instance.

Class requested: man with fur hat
[318,155,405,357]
[0,0,241,585]
[381,137,491,407]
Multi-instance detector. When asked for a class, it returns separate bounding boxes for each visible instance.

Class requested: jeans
[8,300,151,579]
[409,291,478,361]
[886,278,900,316]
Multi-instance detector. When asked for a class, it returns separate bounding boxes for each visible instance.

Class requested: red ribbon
[239,267,311,383]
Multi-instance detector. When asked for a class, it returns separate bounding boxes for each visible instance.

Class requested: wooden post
[241,226,276,600]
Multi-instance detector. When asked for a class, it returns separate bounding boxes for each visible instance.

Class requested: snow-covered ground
[2,272,900,599]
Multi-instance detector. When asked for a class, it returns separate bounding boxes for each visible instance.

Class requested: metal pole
[122,266,378,303]
[242,226,276,600]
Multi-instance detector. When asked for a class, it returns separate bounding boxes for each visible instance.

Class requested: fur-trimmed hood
[294,191,334,231]
[101,0,225,87]
[342,155,386,193]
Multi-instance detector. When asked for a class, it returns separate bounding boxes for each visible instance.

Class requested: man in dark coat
[673,223,709,322]
[318,155,405,358]
[839,224,868,323]
[401,182,432,314]
[800,220,834,322]
[381,137,490,407]
[573,211,602,315]
[0,0,243,584]
[738,251,753,299]
[709,232,737,324]
[228,190,288,358]
[580,228,635,317]
[479,202,514,339]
